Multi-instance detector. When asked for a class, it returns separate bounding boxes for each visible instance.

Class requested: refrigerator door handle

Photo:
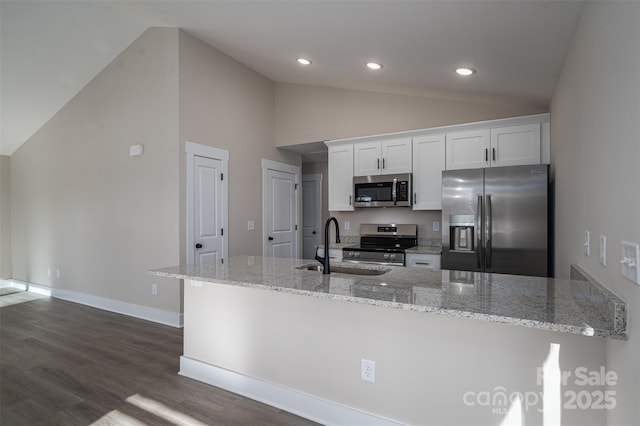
[486,194,492,268]
[476,194,483,268]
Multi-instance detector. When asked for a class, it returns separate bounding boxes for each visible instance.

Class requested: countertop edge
[150,269,626,340]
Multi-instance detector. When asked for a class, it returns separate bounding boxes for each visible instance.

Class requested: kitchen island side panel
[183,279,607,426]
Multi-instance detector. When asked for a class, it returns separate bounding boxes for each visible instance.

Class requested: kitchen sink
[301,264,389,276]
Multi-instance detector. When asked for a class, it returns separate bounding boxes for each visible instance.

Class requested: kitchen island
[150,257,625,425]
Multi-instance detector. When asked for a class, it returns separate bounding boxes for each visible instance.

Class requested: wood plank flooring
[0,297,319,425]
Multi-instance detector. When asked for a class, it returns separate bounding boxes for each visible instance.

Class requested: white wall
[0,155,11,279]
[550,2,640,425]
[177,30,301,259]
[10,28,182,312]
[185,280,607,425]
[275,83,548,146]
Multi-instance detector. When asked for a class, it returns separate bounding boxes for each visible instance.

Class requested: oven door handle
[392,178,398,205]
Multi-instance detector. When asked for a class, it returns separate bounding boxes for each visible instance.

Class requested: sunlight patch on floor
[126,393,210,426]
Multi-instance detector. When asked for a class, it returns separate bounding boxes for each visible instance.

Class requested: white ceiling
[0,0,585,156]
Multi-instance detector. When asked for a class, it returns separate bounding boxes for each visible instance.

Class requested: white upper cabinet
[328,144,354,211]
[490,123,541,167]
[412,133,445,210]
[353,141,380,176]
[445,129,490,170]
[354,137,412,176]
[446,123,543,170]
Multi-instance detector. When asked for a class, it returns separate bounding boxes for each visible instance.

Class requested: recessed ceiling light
[366,62,383,70]
[455,67,476,76]
[297,58,312,65]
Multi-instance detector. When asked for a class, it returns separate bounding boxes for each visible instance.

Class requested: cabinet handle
[382,158,385,169]
[492,148,496,161]
[349,195,352,206]
[413,192,417,204]
[485,148,488,162]
[415,262,431,266]
[377,158,380,169]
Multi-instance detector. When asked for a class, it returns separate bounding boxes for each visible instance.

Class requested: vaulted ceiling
[0,0,585,156]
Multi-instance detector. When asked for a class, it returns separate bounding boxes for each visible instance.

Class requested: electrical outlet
[344,221,350,231]
[47,268,51,277]
[621,241,640,285]
[584,231,590,256]
[56,269,60,279]
[361,359,375,383]
[152,283,158,295]
[247,221,255,231]
[600,235,606,266]
[433,221,440,232]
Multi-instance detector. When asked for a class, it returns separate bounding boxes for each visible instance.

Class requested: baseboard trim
[0,279,183,328]
[179,356,402,426]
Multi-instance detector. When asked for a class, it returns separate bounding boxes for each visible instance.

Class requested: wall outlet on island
[344,221,350,231]
[361,358,375,383]
[152,283,158,295]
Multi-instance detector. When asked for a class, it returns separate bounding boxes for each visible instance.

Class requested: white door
[193,156,225,265]
[264,166,298,259]
[302,174,322,260]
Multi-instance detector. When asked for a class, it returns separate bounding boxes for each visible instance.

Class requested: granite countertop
[150,256,626,339]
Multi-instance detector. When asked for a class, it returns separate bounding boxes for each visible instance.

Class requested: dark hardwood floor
[0,297,319,425]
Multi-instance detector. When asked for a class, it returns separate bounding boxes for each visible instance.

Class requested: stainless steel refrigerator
[441,165,550,277]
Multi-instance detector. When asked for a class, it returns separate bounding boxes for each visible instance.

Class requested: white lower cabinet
[406,253,441,269]
[315,247,343,262]
[412,133,445,210]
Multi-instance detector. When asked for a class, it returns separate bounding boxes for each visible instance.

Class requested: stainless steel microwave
[353,173,412,208]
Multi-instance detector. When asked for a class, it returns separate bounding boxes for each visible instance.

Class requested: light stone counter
[151,256,626,339]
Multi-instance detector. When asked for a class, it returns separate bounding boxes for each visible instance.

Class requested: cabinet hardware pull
[492,148,496,161]
[413,193,416,204]
[349,195,352,205]
[377,158,380,169]
[382,158,385,169]
[485,148,488,162]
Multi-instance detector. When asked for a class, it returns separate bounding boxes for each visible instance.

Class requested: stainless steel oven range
[343,224,418,266]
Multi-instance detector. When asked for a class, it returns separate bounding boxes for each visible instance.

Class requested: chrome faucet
[315,217,341,274]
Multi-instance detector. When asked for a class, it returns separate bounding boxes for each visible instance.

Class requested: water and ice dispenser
[449,215,475,252]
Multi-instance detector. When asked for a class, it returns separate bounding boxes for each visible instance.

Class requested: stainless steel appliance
[442,165,550,277]
[343,224,417,266]
[353,173,412,208]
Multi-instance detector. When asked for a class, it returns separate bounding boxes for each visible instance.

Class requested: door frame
[262,159,301,259]
[302,173,323,259]
[186,141,229,265]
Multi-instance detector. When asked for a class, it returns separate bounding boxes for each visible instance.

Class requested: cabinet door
[381,137,412,174]
[328,144,354,211]
[354,141,381,176]
[445,129,490,170]
[406,254,441,269]
[412,133,445,210]
[490,123,541,167]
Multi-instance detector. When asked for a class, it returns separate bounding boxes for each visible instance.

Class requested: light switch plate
[344,221,350,231]
[433,221,440,232]
[599,235,606,266]
[247,221,255,231]
[621,241,640,284]
[584,231,590,256]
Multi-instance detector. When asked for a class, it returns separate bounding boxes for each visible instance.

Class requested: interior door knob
[268,236,274,241]
[312,231,317,234]
[195,243,203,249]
